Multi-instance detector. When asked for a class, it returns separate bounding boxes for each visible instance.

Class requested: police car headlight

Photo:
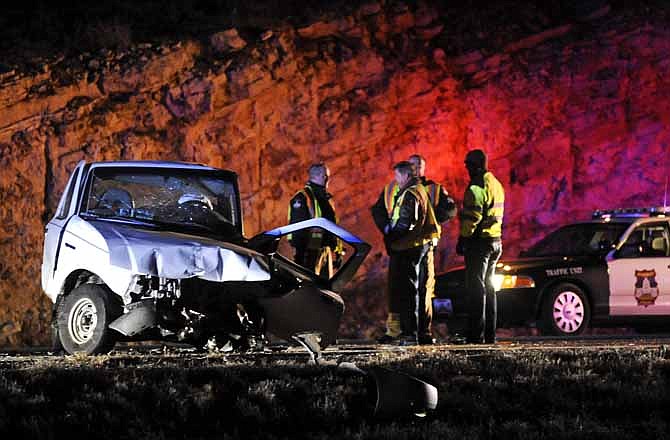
[493,274,535,291]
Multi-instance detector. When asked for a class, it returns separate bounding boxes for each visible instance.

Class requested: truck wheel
[540,283,590,336]
[57,284,121,355]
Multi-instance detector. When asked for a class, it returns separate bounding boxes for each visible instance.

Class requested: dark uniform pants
[464,238,502,343]
[389,242,432,338]
[385,253,402,336]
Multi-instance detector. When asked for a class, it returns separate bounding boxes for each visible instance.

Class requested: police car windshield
[526,222,628,257]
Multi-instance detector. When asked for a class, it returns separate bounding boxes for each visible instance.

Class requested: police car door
[607,221,670,316]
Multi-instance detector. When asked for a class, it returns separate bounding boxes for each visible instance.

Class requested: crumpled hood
[88,219,270,282]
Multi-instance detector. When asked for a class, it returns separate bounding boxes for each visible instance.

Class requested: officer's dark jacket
[371,186,392,234]
[419,176,457,224]
[288,182,338,250]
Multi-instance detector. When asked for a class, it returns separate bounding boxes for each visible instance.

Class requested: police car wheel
[540,283,591,336]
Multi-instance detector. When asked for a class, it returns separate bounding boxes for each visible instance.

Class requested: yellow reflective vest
[287,185,343,253]
[460,171,505,239]
[389,183,440,251]
[383,181,399,217]
[384,180,445,239]
[384,181,443,214]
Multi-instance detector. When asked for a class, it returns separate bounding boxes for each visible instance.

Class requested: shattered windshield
[525,222,628,257]
[82,167,241,238]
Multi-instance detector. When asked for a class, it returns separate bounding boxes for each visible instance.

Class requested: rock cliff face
[1,1,669,345]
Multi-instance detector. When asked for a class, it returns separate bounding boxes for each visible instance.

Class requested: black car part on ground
[338,362,439,419]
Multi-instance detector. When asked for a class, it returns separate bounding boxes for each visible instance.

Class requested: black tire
[50,321,64,354]
[540,283,591,336]
[634,324,670,335]
[50,298,65,354]
[57,284,122,355]
[634,326,656,335]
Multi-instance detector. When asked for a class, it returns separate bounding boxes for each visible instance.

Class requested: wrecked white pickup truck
[42,160,371,356]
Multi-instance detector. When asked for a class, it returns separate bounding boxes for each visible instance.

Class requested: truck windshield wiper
[80,212,158,227]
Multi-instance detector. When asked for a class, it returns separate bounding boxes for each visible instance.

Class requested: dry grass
[1,344,670,439]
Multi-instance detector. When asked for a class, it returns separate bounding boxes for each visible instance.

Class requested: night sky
[0,0,627,68]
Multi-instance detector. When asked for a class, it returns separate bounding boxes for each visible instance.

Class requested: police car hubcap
[553,291,584,333]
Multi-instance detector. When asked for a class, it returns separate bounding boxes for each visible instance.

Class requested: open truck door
[247,218,371,352]
[248,217,371,290]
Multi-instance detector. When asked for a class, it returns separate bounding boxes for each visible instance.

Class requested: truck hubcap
[553,291,584,333]
[68,298,98,344]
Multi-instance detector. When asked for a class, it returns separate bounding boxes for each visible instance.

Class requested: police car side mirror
[597,240,613,252]
[606,248,616,260]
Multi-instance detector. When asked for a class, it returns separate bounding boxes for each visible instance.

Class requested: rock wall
[1,2,669,345]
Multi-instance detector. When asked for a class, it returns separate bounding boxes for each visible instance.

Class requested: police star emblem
[634,269,660,307]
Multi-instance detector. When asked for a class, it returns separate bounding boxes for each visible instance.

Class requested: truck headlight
[493,274,535,291]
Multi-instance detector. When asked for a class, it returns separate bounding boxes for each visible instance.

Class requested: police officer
[456,149,505,344]
[385,161,440,344]
[288,163,343,278]
[372,156,456,343]
[408,155,457,225]
[408,154,457,344]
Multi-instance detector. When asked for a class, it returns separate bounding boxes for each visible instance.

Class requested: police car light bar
[592,207,670,219]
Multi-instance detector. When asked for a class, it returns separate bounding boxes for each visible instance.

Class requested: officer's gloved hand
[456,236,466,256]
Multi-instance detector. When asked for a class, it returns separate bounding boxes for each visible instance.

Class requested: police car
[433,207,670,336]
